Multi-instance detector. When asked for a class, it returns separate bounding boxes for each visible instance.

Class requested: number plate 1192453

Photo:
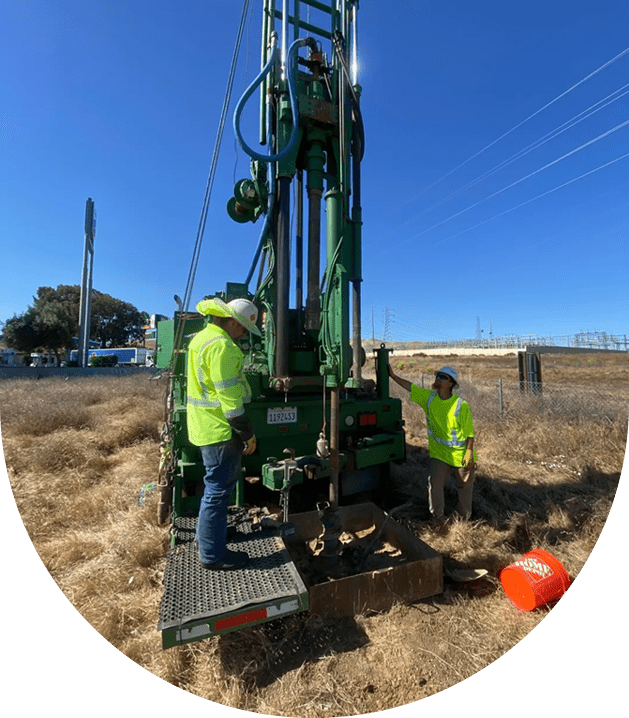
[267,407,297,424]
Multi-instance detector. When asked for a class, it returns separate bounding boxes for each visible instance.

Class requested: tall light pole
[78,198,96,367]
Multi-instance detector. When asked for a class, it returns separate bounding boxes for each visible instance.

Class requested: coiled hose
[241,36,315,291]
[234,35,316,164]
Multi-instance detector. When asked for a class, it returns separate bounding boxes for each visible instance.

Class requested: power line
[406,43,629,203]
[389,317,452,342]
[423,149,629,248]
[364,314,452,342]
[406,82,629,224]
[399,118,629,246]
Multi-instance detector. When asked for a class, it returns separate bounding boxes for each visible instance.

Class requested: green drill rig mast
[228,0,384,509]
[158,0,405,517]
[156,1,417,648]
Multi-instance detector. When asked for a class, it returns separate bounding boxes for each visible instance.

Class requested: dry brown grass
[1,358,627,716]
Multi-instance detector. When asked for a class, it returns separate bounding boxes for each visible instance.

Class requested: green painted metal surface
[157,1,410,647]
[159,0,405,515]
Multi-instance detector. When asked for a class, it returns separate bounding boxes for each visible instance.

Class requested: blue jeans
[195,436,243,564]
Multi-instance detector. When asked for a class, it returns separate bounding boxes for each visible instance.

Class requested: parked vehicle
[69,347,153,366]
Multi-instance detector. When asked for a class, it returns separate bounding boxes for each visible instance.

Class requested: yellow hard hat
[196,297,261,336]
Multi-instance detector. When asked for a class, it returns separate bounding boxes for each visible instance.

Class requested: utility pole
[78,198,96,367]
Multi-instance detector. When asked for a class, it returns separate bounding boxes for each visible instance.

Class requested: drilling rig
[157,0,442,649]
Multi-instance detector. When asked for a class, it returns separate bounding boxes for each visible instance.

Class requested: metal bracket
[278,448,299,534]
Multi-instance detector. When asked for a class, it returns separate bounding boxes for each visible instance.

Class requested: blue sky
[1,0,627,342]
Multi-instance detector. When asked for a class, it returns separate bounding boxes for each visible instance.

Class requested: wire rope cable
[332,30,365,162]
[170,0,253,369]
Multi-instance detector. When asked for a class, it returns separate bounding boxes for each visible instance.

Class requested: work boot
[201,550,249,571]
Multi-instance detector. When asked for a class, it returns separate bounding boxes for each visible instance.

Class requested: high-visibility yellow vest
[186,323,251,446]
[410,386,477,467]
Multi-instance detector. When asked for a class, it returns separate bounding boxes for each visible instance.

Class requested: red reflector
[299,424,309,431]
[278,426,289,432]
[358,412,377,427]
[382,405,391,412]
[215,608,267,632]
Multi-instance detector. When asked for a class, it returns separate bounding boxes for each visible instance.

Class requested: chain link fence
[394,373,628,424]
[377,332,629,352]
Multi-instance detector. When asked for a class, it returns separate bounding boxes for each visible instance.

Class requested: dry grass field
[1,352,627,716]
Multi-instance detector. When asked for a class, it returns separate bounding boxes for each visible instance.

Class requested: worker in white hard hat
[186,297,261,570]
[388,364,477,521]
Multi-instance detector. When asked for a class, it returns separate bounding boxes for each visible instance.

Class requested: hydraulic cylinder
[305,135,326,332]
[276,176,291,377]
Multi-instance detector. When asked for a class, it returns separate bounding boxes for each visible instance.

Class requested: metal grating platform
[158,510,308,646]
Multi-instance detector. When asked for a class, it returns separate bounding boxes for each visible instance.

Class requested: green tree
[2,310,41,358]
[91,292,144,346]
[34,284,145,347]
[36,299,74,360]
[3,300,74,364]
[35,285,81,331]
[3,285,146,360]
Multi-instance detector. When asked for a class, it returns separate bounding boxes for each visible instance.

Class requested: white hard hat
[226,298,261,335]
[435,366,458,384]
[196,297,261,336]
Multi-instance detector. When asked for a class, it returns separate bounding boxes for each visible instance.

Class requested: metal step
[158,511,309,649]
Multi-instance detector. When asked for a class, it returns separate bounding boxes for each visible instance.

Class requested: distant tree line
[1,285,147,363]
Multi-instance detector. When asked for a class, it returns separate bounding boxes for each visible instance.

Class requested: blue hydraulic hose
[234,37,312,164]
[245,121,276,287]
[241,36,315,288]
[244,75,278,288]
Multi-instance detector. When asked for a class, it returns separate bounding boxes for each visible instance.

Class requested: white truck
[70,347,154,366]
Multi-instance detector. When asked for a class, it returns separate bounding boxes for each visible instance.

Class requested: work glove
[462,449,474,470]
[243,436,257,456]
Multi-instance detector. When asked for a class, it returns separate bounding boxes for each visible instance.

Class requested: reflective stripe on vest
[224,405,246,419]
[426,392,466,448]
[187,397,221,408]
[214,377,239,390]
[186,323,252,446]
[197,335,225,400]
[192,334,250,406]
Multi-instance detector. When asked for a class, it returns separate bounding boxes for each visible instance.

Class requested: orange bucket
[500,549,571,611]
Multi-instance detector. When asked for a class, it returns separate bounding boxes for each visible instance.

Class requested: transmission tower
[383,306,394,342]
[475,316,482,341]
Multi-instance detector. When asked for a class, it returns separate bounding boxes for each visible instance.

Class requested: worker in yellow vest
[388,365,477,521]
[187,297,261,570]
